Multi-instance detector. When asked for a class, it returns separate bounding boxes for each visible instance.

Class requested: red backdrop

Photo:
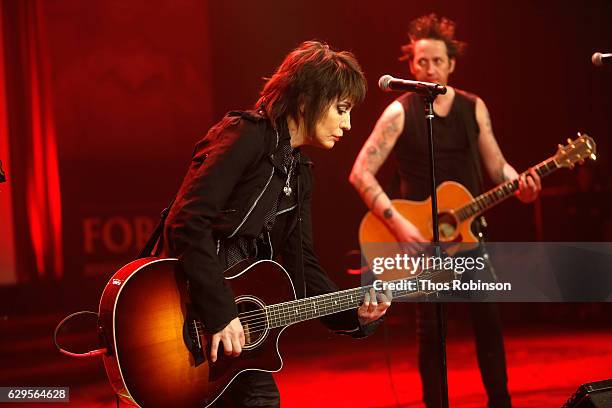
[1,0,610,287]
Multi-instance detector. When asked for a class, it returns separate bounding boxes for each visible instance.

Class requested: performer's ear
[449,58,456,74]
[409,59,416,76]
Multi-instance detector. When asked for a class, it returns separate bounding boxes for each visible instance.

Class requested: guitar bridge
[183,304,205,367]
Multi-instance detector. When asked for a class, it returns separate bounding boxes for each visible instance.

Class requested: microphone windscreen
[378,75,393,91]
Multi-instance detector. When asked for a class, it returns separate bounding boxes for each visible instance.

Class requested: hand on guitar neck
[357,287,392,326]
[208,288,391,363]
[510,166,542,203]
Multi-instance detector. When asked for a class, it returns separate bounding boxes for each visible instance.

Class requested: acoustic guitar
[359,133,596,273]
[98,257,452,407]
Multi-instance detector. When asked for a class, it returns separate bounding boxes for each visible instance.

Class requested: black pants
[211,371,280,407]
[417,302,511,408]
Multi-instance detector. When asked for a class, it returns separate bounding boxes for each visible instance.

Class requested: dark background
[207,0,612,282]
[1,1,611,405]
[1,0,611,310]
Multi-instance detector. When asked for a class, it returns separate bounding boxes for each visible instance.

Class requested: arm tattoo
[383,208,393,219]
[367,115,400,167]
[361,185,375,197]
[370,191,384,210]
[382,119,399,139]
[375,120,398,155]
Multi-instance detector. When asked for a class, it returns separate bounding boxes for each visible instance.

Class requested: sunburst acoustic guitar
[98,257,453,407]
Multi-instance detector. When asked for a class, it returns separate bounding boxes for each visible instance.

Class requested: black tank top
[394,89,482,200]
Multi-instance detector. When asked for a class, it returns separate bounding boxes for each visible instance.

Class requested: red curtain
[0,2,17,284]
[3,0,63,281]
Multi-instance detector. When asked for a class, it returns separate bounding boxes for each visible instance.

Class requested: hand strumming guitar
[210,317,245,363]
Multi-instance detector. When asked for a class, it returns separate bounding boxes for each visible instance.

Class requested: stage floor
[1,303,610,407]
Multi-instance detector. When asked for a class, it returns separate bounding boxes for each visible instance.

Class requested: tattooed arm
[349,101,426,242]
[476,97,541,202]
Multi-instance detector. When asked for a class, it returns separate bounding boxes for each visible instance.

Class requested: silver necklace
[283,154,295,196]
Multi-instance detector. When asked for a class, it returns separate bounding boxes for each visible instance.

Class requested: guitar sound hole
[236,296,268,350]
[438,212,457,240]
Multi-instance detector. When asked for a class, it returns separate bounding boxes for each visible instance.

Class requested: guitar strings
[240,286,379,324]
[222,291,361,320]
[193,270,445,337]
[195,286,396,336]
[198,296,361,336]
[196,293,363,331]
[241,299,358,330]
[193,289,428,337]
[223,285,374,322]
[240,270,429,322]
[193,295,357,329]
[193,293,366,336]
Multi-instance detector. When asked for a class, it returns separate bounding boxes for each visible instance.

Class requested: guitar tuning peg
[591,154,597,161]
[577,132,582,137]
[558,144,563,149]
[567,138,572,144]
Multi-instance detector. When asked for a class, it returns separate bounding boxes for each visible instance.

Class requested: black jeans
[211,371,280,407]
[416,302,511,408]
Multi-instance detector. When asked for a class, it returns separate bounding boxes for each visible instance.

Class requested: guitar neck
[456,156,559,221]
[265,277,421,328]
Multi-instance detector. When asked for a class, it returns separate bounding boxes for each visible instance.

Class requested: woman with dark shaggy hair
[165,41,390,407]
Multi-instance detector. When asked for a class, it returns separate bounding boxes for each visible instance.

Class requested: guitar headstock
[554,133,597,169]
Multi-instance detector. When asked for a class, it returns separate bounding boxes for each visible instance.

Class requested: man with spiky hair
[351,14,541,408]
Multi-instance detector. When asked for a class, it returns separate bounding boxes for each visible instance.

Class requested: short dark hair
[256,41,366,137]
[399,13,467,62]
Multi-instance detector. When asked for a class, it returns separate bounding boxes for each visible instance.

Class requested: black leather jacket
[165,110,380,336]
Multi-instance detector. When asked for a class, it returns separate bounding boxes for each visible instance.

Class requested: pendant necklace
[283,154,295,196]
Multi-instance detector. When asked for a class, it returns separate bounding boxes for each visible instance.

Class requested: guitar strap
[138,198,175,258]
[457,92,487,238]
[294,162,307,299]
[458,92,485,194]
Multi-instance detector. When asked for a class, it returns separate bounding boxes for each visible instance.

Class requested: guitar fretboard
[263,272,440,328]
[455,158,559,221]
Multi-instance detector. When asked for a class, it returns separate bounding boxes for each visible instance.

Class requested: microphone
[378,75,447,96]
[591,52,612,67]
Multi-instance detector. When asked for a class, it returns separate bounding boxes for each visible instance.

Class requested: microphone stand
[423,91,449,408]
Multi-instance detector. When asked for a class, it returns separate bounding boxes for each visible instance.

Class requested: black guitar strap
[458,92,485,195]
[457,91,488,238]
[294,162,306,299]
[138,198,175,258]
